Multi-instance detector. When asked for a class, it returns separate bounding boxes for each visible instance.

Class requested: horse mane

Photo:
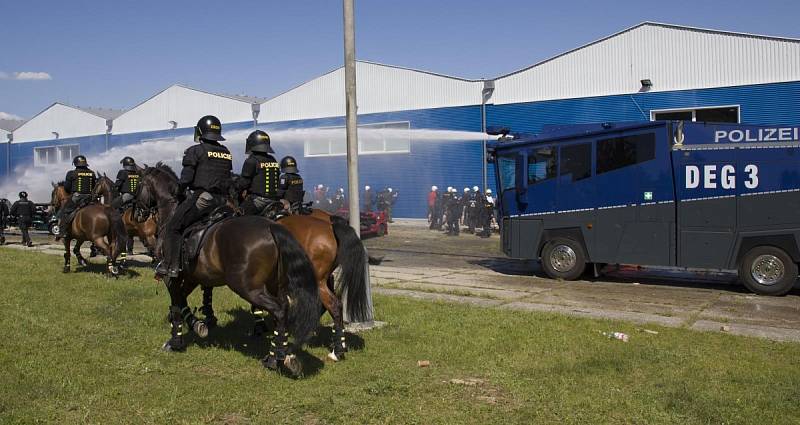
[153,161,179,181]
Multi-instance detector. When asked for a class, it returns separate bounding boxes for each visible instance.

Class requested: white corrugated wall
[493,24,800,105]
[113,85,254,135]
[13,104,108,143]
[260,61,482,122]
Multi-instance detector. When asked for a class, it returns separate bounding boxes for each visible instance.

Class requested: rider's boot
[155,235,181,279]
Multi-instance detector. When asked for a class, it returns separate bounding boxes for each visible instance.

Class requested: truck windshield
[498,155,516,191]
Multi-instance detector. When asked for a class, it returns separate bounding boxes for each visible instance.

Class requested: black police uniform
[278,173,304,209]
[363,188,375,212]
[113,168,140,210]
[446,192,461,235]
[464,191,479,233]
[0,199,9,244]
[239,151,281,216]
[477,195,494,238]
[158,138,233,277]
[58,165,97,236]
[11,195,35,246]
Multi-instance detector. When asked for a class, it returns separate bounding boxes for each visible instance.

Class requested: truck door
[673,148,737,269]
[554,141,596,257]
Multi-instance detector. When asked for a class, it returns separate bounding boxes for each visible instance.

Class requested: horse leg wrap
[250,306,268,336]
[181,306,208,338]
[333,327,348,355]
[166,306,186,351]
[270,330,289,361]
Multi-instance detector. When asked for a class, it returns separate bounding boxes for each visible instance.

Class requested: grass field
[1,248,800,424]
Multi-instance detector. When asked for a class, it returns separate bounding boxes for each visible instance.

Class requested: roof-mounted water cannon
[487,125,511,137]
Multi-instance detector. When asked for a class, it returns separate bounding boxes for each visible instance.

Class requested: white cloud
[0,71,52,80]
[0,111,23,120]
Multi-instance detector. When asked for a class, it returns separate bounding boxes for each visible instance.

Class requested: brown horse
[188,175,372,361]
[137,164,321,375]
[94,175,158,258]
[50,183,128,276]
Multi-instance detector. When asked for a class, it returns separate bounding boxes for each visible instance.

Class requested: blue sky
[1,0,799,119]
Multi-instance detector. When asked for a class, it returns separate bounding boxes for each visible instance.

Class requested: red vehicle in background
[335,209,388,238]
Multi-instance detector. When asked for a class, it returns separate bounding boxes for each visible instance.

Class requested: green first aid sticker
[644,192,653,201]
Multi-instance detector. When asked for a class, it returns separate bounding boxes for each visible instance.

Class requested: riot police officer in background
[10,191,34,246]
[156,115,233,279]
[0,198,10,245]
[277,156,305,213]
[445,187,461,236]
[113,156,140,211]
[363,185,375,212]
[331,188,346,211]
[239,130,282,218]
[56,155,97,240]
[476,188,494,238]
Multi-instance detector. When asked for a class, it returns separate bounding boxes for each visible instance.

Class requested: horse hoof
[108,266,120,277]
[193,321,209,338]
[262,355,278,370]
[283,354,302,376]
[327,351,341,362]
[77,258,88,267]
[63,266,70,273]
[161,340,185,352]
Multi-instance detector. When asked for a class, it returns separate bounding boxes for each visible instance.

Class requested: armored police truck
[488,121,800,295]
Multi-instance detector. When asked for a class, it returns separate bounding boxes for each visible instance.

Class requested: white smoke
[1,127,485,202]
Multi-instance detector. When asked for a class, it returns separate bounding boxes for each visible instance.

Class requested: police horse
[94,174,158,260]
[50,182,128,276]
[136,164,321,374]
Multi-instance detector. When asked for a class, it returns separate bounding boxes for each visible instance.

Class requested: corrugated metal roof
[73,106,125,120]
[0,119,25,131]
[260,60,482,122]
[491,22,800,105]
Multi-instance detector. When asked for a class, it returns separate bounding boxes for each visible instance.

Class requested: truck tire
[541,237,587,281]
[49,222,59,236]
[738,246,798,296]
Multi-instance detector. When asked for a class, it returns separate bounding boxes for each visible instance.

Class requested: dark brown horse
[136,164,321,375]
[198,176,372,361]
[50,183,128,276]
[94,175,158,258]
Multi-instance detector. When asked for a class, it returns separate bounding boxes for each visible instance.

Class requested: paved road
[364,220,800,342]
[5,223,800,342]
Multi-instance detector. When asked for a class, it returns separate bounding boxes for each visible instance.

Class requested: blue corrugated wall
[3,81,798,217]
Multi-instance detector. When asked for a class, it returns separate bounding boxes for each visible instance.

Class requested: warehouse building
[2,22,799,217]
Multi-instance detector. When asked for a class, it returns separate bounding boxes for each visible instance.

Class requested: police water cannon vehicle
[487,121,800,295]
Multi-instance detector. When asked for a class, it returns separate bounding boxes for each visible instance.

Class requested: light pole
[481,80,495,192]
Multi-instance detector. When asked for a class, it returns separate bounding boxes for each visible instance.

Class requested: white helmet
[431,185,438,191]
[486,188,492,194]
[446,186,452,192]
[463,187,469,193]
[338,187,344,193]
[388,187,392,192]
[365,185,370,190]
[473,186,479,192]
[451,187,457,193]
[317,184,324,189]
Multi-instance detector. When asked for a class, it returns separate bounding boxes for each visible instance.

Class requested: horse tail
[267,222,321,346]
[108,208,128,258]
[330,215,371,322]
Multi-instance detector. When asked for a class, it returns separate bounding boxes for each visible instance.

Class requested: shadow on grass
[190,307,365,377]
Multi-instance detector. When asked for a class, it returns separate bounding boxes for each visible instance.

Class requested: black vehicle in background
[6,203,56,234]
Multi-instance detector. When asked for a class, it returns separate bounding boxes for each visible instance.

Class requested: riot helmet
[473,186,479,192]
[19,191,28,199]
[120,156,136,171]
[365,185,371,191]
[388,187,393,192]
[246,130,274,154]
[463,187,470,193]
[73,155,88,167]
[280,156,299,173]
[194,115,226,143]
[485,188,492,194]
[431,185,438,191]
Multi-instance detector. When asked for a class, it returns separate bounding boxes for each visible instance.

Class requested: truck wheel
[541,237,587,281]
[49,222,59,236]
[739,246,798,296]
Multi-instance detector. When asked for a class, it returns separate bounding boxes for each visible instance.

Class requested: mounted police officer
[113,156,140,211]
[10,191,34,246]
[239,130,282,218]
[277,156,305,213]
[155,115,233,279]
[56,155,97,240]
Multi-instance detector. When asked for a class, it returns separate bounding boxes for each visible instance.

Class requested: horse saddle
[181,206,235,267]
[64,196,97,224]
